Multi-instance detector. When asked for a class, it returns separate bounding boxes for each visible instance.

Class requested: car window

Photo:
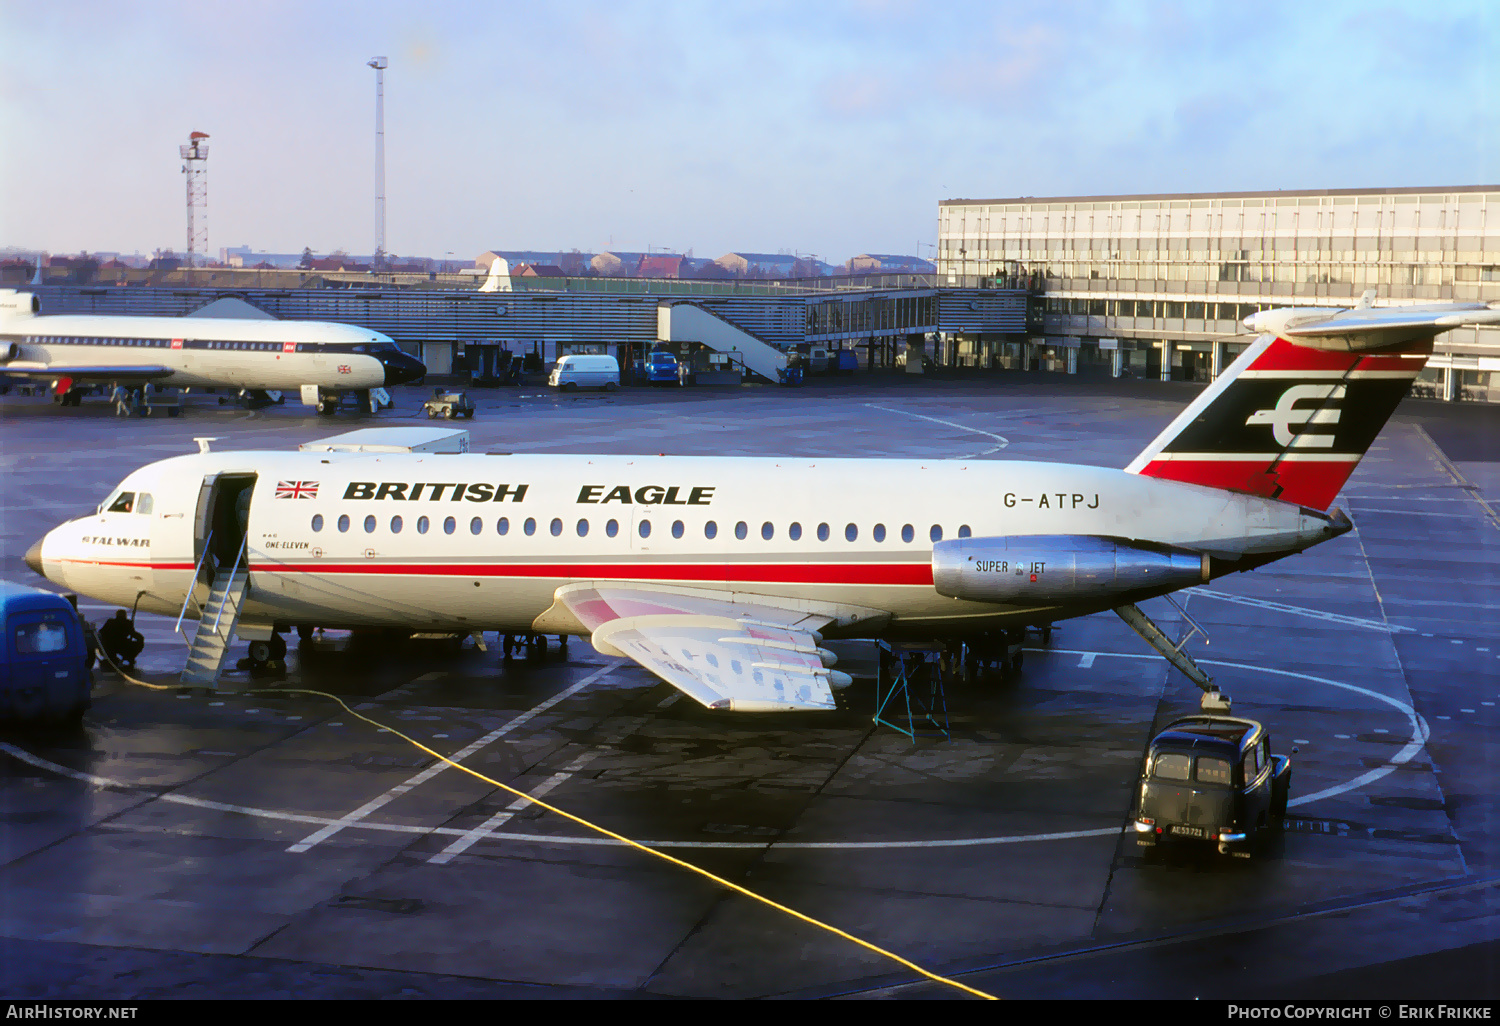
[1241,751,1257,785]
[1195,756,1233,785]
[15,619,69,654]
[1152,753,1191,781]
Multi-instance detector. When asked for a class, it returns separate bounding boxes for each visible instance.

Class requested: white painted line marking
[1350,507,1481,519]
[1452,639,1464,645]
[1335,734,1351,739]
[0,656,1429,852]
[1078,653,1096,669]
[1374,728,1389,733]
[286,660,621,853]
[1461,709,1476,714]
[1185,588,1415,633]
[1479,648,1491,653]
[1438,716,1451,721]
[863,403,1009,457]
[1293,739,1310,745]
[430,710,653,865]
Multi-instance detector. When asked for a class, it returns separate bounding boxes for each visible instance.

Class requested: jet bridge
[657,302,787,383]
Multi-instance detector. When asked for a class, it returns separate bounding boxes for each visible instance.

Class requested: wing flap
[590,613,847,712]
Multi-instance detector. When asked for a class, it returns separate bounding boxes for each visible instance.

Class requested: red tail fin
[1125,333,1431,510]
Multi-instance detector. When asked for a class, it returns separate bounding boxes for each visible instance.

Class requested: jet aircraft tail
[1125,302,1500,510]
[478,257,512,293]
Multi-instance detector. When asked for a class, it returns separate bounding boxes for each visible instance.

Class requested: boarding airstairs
[177,535,249,688]
[657,302,788,383]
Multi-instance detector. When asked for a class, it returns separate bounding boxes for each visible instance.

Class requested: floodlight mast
[368,56,388,268]
[179,131,209,267]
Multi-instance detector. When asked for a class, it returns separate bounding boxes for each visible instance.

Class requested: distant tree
[299,247,314,270]
[372,246,386,271]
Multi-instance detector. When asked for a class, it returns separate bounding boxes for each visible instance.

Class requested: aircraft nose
[380,350,427,386]
[24,537,45,578]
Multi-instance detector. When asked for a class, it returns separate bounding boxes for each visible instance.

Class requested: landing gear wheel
[557,635,568,654]
[297,625,314,643]
[318,400,337,416]
[268,633,287,661]
[502,634,516,660]
[248,640,272,663]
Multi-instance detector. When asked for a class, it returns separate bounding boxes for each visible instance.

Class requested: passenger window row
[309,514,973,541]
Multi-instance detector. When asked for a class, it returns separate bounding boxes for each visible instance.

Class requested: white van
[549,354,620,391]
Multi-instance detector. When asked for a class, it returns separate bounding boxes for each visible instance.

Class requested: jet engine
[2,342,18,362]
[931,535,1209,604]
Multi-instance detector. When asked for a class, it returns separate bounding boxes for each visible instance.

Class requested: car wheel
[248,640,271,663]
[443,408,454,419]
[604,381,618,392]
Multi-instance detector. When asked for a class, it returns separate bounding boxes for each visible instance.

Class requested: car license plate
[1169,825,1206,838]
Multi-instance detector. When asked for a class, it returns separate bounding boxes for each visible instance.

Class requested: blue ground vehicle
[645,351,681,385]
[0,582,92,725]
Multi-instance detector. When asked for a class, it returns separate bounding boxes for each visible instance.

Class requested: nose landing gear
[240,631,287,679]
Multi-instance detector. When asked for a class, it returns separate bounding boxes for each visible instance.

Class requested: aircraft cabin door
[193,473,258,580]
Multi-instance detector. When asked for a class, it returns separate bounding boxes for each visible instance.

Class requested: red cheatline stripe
[260,562,936,586]
[63,558,935,587]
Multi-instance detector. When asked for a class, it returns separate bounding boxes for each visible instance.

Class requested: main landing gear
[935,627,1036,685]
[501,633,569,660]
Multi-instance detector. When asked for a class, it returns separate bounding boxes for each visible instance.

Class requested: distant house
[636,254,683,279]
[714,252,831,278]
[847,254,936,275]
[516,263,565,278]
[591,252,626,277]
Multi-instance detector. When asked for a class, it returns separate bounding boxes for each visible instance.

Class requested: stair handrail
[209,535,248,637]
[174,529,213,641]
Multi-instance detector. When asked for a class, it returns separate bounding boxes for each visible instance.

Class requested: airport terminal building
[936,185,1500,401]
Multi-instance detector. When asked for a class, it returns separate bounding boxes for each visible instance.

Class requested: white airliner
[0,289,426,413]
[23,300,1500,711]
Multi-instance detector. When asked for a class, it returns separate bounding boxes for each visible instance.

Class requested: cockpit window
[107,491,136,514]
[136,493,153,515]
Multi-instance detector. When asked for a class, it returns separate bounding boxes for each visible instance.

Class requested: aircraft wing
[546,582,854,712]
[0,362,174,383]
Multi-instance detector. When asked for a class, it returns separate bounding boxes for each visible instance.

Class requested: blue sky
[1,1,1495,263]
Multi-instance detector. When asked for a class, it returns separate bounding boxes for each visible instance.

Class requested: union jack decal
[275,480,319,499]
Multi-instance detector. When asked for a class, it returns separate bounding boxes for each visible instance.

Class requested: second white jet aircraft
[0,289,426,413]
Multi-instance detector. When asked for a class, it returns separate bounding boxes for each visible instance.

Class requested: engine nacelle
[932,535,1209,605]
[0,290,40,320]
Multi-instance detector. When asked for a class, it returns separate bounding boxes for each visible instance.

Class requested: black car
[1132,715,1291,857]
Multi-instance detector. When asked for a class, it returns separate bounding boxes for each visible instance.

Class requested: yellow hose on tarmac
[91,647,997,1000]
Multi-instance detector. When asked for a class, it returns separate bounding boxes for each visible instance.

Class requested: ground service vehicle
[0,582,92,725]
[644,351,680,385]
[423,390,476,419]
[1133,715,1291,856]
[550,354,620,391]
